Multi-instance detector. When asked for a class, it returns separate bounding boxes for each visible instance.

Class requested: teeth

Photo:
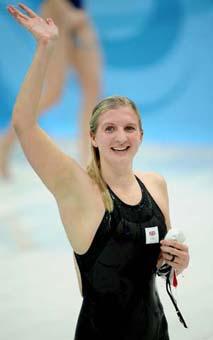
[112,147,128,151]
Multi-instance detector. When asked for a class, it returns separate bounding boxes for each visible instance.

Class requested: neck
[100,159,136,189]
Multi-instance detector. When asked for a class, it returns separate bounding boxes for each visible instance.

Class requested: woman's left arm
[136,172,190,274]
[157,175,190,274]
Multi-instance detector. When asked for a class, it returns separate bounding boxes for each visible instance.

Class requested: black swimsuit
[67,0,84,9]
[74,176,170,340]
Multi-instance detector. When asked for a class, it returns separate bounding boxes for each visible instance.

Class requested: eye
[105,126,115,132]
[125,126,136,131]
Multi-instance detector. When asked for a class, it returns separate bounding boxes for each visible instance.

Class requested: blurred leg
[0,128,16,178]
[67,19,102,167]
[38,1,69,113]
[0,1,68,178]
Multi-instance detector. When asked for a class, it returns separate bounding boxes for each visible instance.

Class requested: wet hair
[86,96,143,212]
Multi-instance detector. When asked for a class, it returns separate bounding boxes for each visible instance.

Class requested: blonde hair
[86,96,143,212]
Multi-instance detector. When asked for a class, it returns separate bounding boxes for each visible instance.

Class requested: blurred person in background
[0,0,102,178]
[5,4,189,339]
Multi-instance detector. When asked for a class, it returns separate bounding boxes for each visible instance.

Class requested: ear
[90,131,98,148]
[139,130,143,143]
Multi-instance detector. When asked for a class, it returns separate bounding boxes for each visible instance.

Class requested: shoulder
[135,170,167,191]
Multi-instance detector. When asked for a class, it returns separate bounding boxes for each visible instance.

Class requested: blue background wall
[0,0,212,145]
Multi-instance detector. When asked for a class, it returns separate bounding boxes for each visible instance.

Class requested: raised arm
[9,4,58,132]
[8,4,103,228]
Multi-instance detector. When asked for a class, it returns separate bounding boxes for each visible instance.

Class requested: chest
[111,205,166,246]
[110,184,142,206]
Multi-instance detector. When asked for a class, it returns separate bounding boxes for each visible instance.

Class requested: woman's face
[91,105,143,166]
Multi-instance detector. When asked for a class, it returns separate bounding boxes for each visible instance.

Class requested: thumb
[46,18,53,25]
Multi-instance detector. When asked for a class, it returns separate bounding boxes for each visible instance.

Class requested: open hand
[7,3,58,44]
[160,239,190,273]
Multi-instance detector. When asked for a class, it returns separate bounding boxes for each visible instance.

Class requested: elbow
[12,115,20,134]
[12,116,19,130]
[11,106,22,130]
[12,115,23,136]
[12,111,36,136]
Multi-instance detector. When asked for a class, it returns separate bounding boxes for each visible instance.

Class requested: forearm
[12,41,55,133]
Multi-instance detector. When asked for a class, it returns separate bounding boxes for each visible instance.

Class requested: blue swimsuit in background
[68,0,84,9]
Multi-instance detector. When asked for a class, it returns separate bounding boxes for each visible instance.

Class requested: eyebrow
[102,122,138,127]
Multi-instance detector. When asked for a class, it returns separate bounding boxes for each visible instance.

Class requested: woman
[6,4,189,339]
[0,0,101,177]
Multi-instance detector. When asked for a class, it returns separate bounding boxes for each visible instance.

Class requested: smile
[111,146,130,151]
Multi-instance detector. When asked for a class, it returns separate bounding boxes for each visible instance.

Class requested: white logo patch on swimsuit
[145,226,159,244]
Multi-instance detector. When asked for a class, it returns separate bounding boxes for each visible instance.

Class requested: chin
[106,153,134,166]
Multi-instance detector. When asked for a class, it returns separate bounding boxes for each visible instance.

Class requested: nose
[114,128,128,144]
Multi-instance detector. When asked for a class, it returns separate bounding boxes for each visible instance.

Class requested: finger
[7,5,28,20]
[166,255,187,272]
[7,7,29,26]
[162,251,188,268]
[160,245,181,256]
[161,247,188,265]
[162,253,174,262]
[161,252,180,263]
[179,243,188,252]
[161,239,178,247]
[165,260,180,270]
[161,239,188,251]
[18,3,37,18]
